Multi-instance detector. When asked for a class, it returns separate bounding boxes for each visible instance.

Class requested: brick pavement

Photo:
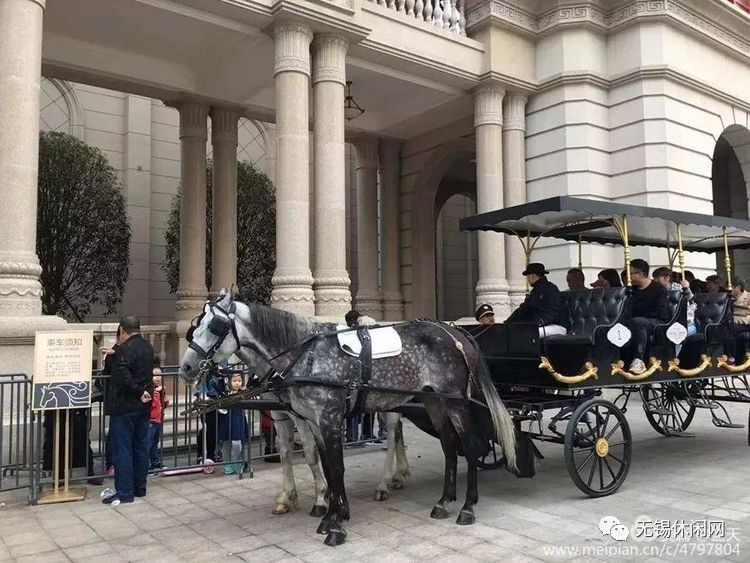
[1,397,749,562]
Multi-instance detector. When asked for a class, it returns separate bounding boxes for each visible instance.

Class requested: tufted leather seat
[650,289,688,346]
[546,287,629,346]
[690,292,732,343]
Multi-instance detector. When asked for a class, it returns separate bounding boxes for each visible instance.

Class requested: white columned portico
[474,84,510,318]
[312,35,351,318]
[175,102,209,321]
[502,93,528,307]
[0,0,65,361]
[354,138,383,320]
[210,106,239,294]
[379,140,404,320]
[271,23,315,316]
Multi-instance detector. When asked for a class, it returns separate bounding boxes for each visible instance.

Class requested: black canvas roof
[459,196,750,253]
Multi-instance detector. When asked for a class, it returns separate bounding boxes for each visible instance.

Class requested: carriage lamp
[344,81,365,121]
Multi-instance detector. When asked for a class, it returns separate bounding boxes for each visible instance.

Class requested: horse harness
[186,302,480,416]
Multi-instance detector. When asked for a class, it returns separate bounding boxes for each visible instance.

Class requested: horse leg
[391,413,410,489]
[424,399,458,520]
[446,401,478,526]
[318,416,349,547]
[271,414,298,514]
[374,413,398,501]
[295,418,329,517]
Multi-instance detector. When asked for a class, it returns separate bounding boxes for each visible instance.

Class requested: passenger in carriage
[590,269,622,289]
[625,259,670,374]
[566,268,586,291]
[706,275,727,293]
[506,262,568,338]
[653,267,697,342]
[474,303,495,325]
[727,277,750,364]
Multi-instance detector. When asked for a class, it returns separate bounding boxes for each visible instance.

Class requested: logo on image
[600,515,629,542]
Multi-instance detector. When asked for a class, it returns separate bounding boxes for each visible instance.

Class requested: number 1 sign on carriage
[607,323,632,348]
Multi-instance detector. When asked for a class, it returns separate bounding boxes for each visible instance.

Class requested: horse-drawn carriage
[179,196,750,546]
[459,196,750,497]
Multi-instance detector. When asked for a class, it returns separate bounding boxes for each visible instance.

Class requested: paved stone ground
[1,396,749,562]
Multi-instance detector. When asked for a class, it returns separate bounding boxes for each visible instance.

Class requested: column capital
[503,93,528,132]
[473,84,505,128]
[177,102,209,141]
[210,107,239,145]
[312,35,348,86]
[274,23,313,77]
[354,138,380,170]
[379,140,401,170]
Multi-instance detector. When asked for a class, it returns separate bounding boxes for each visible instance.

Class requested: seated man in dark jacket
[506,263,568,337]
[626,259,670,374]
[103,315,155,505]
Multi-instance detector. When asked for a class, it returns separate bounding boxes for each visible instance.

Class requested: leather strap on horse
[417,319,476,398]
[348,326,372,416]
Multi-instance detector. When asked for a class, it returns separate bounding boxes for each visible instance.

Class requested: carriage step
[693,401,720,409]
[645,407,675,417]
[712,420,744,429]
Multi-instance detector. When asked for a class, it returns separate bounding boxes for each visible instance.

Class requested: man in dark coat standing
[103,316,155,505]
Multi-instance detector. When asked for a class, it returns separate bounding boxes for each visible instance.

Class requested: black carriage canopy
[459,196,750,252]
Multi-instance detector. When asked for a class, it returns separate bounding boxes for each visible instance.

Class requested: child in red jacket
[148,368,169,470]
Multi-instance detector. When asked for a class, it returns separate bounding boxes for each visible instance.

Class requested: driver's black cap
[475,304,494,322]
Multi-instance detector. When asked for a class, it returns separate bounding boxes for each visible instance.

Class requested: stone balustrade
[80,323,180,369]
[367,0,466,35]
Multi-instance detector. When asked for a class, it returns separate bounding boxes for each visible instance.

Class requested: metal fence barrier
[1,368,386,505]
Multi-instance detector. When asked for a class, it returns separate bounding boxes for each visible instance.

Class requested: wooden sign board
[32,330,94,411]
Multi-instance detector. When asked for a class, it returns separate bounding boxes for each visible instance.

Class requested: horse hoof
[391,479,405,490]
[316,519,330,535]
[374,489,390,502]
[272,503,290,515]
[310,504,327,518]
[430,506,450,520]
[456,510,476,526]
[324,530,347,547]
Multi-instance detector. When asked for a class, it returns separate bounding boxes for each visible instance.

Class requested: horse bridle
[186,300,239,371]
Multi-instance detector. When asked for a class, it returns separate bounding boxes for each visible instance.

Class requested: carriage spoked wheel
[564,398,632,498]
[640,383,696,436]
[477,440,506,470]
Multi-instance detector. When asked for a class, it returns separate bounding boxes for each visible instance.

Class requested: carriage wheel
[564,398,631,498]
[640,383,696,436]
[476,440,505,470]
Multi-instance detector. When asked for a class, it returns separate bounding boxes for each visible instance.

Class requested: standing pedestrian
[147,366,169,470]
[102,316,155,505]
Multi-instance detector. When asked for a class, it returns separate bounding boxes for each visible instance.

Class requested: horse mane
[243,302,317,348]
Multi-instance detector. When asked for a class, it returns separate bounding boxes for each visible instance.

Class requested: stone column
[474,84,510,318]
[175,102,209,321]
[312,35,351,318]
[270,23,315,316]
[503,93,528,307]
[354,138,383,319]
[0,0,47,319]
[380,140,404,320]
[210,106,239,295]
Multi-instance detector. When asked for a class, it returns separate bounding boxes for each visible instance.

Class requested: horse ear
[218,288,232,305]
[230,285,241,301]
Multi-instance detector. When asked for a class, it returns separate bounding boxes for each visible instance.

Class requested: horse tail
[475,354,517,472]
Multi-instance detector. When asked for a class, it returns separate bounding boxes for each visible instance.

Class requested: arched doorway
[434,156,477,320]
[712,125,750,279]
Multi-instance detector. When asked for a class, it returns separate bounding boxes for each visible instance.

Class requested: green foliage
[163,161,276,304]
[37,131,131,321]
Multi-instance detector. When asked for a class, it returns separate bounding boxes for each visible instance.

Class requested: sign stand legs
[37,411,87,504]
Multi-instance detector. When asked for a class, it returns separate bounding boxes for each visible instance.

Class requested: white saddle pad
[336,325,402,359]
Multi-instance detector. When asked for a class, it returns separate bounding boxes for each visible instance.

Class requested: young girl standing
[218,374,248,474]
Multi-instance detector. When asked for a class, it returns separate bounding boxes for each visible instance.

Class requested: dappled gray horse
[180,292,516,547]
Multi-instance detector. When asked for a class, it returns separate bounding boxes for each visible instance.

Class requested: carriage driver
[506,263,568,338]
[475,304,495,325]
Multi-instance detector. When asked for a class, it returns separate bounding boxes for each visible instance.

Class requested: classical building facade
[2,0,750,372]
